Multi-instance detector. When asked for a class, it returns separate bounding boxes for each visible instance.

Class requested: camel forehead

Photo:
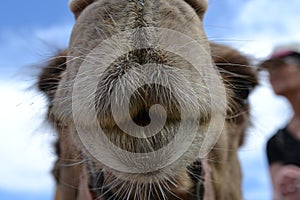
[67,0,210,72]
[69,0,208,19]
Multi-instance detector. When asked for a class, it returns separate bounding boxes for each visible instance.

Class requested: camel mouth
[87,157,205,200]
[83,101,207,175]
[99,116,189,154]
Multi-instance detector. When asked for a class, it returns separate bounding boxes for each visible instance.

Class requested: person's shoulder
[266,128,287,164]
[267,127,286,146]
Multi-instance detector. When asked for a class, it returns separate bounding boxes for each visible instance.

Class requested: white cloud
[237,0,300,32]
[235,0,300,58]
[0,80,56,193]
[206,0,300,59]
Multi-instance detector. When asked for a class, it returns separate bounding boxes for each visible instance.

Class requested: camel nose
[96,83,182,135]
[132,107,151,127]
[128,84,181,125]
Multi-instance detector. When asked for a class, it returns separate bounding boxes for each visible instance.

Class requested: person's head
[260,43,300,96]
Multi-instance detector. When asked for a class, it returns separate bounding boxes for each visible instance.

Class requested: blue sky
[1,1,300,200]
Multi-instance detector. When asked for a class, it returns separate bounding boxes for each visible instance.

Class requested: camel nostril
[132,109,151,127]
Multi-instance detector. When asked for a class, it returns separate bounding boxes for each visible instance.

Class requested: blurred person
[260,43,300,200]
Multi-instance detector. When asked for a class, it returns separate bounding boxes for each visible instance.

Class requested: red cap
[270,43,300,59]
[260,42,300,70]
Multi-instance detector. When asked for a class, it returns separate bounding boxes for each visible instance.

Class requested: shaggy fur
[38,0,258,199]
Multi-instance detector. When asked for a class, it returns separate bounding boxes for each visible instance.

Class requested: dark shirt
[266,127,300,167]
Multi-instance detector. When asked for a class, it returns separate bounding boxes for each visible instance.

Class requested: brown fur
[208,43,258,199]
[38,1,258,199]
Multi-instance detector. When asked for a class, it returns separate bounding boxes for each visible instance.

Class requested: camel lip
[98,106,182,132]
[87,158,205,200]
[103,118,180,138]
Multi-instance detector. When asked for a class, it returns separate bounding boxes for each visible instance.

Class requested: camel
[38,0,258,199]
